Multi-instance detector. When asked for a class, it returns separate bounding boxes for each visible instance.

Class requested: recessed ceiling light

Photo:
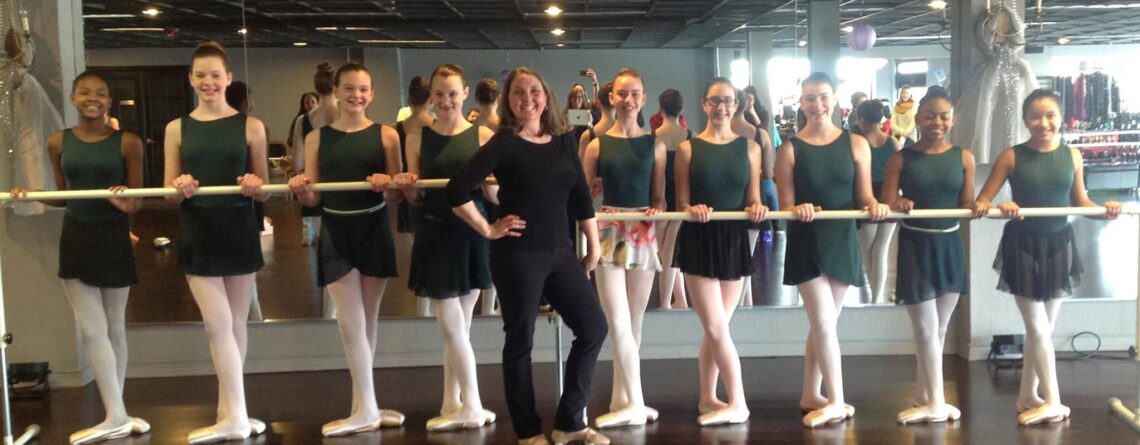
[545,5,563,17]
[142,7,161,16]
[929,0,947,10]
[1057,36,1071,44]
[557,43,565,47]
[315,26,339,31]
[294,42,308,47]
[238,28,248,34]
[798,40,807,47]
[551,28,565,36]
[842,25,854,33]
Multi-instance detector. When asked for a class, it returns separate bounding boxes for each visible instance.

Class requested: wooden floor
[11,355,1140,444]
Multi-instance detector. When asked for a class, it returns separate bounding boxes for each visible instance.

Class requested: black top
[447,132,595,251]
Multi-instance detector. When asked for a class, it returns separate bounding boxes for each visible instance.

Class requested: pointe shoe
[698,402,727,415]
[697,407,750,426]
[897,406,951,424]
[249,418,267,435]
[1018,404,1070,426]
[946,404,962,421]
[380,409,406,427]
[1016,400,1043,413]
[483,409,497,425]
[321,418,383,438]
[552,427,610,445]
[188,426,250,445]
[70,422,133,445]
[519,434,552,445]
[802,405,851,428]
[645,406,659,423]
[595,407,649,429]
[426,412,487,432]
[800,403,856,419]
[129,417,151,434]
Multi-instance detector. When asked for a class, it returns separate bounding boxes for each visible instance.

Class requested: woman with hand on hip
[287,63,405,437]
[775,72,889,428]
[674,77,767,426]
[448,67,609,445]
[974,89,1121,425]
[581,67,665,429]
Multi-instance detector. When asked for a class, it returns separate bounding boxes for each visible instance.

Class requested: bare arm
[243,117,271,202]
[163,119,188,203]
[850,133,877,209]
[758,128,775,179]
[880,152,906,210]
[290,130,322,207]
[650,138,667,211]
[399,130,425,206]
[108,132,145,214]
[744,139,763,208]
[291,115,306,173]
[477,126,499,205]
[675,140,693,212]
[973,147,1015,217]
[582,138,601,189]
[958,149,977,209]
[380,125,403,203]
[774,140,797,210]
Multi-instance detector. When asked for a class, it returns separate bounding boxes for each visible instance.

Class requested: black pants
[491,247,608,438]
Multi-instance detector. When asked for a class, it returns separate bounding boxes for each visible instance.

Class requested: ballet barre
[0,179,462,201]
[593,207,1139,221]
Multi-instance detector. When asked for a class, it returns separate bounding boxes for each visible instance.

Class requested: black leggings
[492,247,607,438]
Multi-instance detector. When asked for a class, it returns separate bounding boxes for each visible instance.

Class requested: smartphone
[580,70,590,77]
[567,109,592,127]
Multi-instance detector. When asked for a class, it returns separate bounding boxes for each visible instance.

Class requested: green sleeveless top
[60,130,126,220]
[792,131,855,210]
[181,113,249,207]
[689,137,749,210]
[899,145,964,230]
[420,125,482,217]
[1009,143,1075,233]
[319,124,387,212]
[598,134,655,208]
[870,137,897,183]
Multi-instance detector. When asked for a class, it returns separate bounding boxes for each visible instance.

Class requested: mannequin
[853,100,900,304]
[581,68,664,429]
[395,64,497,431]
[164,41,270,444]
[775,72,889,428]
[675,78,767,426]
[879,88,972,423]
[653,89,689,309]
[973,89,1121,425]
[10,72,148,444]
[287,63,405,437]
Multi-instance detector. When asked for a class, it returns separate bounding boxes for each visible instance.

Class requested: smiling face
[508,73,547,124]
[71,76,111,121]
[568,84,586,109]
[430,74,469,119]
[335,69,374,115]
[1023,97,1062,143]
[899,87,912,102]
[799,81,834,123]
[916,97,954,142]
[189,56,232,104]
[702,82,737,125]
[610,75,645,120]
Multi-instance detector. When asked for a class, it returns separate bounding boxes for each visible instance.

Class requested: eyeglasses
[705,96,737,107]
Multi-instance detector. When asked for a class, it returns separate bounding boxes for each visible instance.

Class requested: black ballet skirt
[317,206,398,286]
[59,214,137,288]
[895,226,968,305]
[672,220,753,280]
[993,222,1082,301]
[178,203,264,276]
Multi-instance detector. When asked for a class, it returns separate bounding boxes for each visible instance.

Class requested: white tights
[686,274,746,412]
[656,221,687,309]
[326,269,388,428]
[185,273,256,436]
[595,265,654,414]
[799,276,848,410]
[431,290,485,419]
[738,229,759,307]
[857,222,897,304]
[1016,296,1063,409]
[903,293,959,417]
[63,280,131,428]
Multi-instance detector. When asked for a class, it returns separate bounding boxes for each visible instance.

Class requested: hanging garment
[11,68,62,215]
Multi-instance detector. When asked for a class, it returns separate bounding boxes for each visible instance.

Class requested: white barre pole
[593,207,1139,221]
[0,179,465,201]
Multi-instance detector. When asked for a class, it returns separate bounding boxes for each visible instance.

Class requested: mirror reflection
[71,31,1136,325]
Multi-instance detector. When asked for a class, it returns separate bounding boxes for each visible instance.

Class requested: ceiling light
[238,28,248,34]
[545,5,563,17]
[294,42,308,47]
[1057,36,1071,44]
[345,27,378,31]
[798,40,807,47]
[551,28,565,36]
[315,26,339,31]
[557,43,565,47]
[142,7,161,16]
[842,25,854,33]
[928,0,947,10]
[358,39,447,44]
[83,14,136,19]
[897,60,930,74]
[102,27,165,32]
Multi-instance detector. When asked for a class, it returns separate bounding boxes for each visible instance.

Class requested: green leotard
[900,145,964,230]
[895,145,969,303]
[318,124,387,212]
[688,137,748,210]
[181,114,249,207]
[783,131,864,286]
[1008,143,1075,234]
[598,134,656,208]
[61,130,126,220]
[870,137,897,184]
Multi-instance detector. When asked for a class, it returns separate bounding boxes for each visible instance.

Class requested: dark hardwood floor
[11,355,1140,444]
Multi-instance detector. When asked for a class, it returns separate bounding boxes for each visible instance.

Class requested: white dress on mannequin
[9,66,61,215]
[951,2,1038,164]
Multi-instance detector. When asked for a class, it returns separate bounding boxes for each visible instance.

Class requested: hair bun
[317,62,334,73]
[196,40,224,51]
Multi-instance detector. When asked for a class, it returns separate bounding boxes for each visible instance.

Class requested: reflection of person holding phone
[566,69,598,142]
